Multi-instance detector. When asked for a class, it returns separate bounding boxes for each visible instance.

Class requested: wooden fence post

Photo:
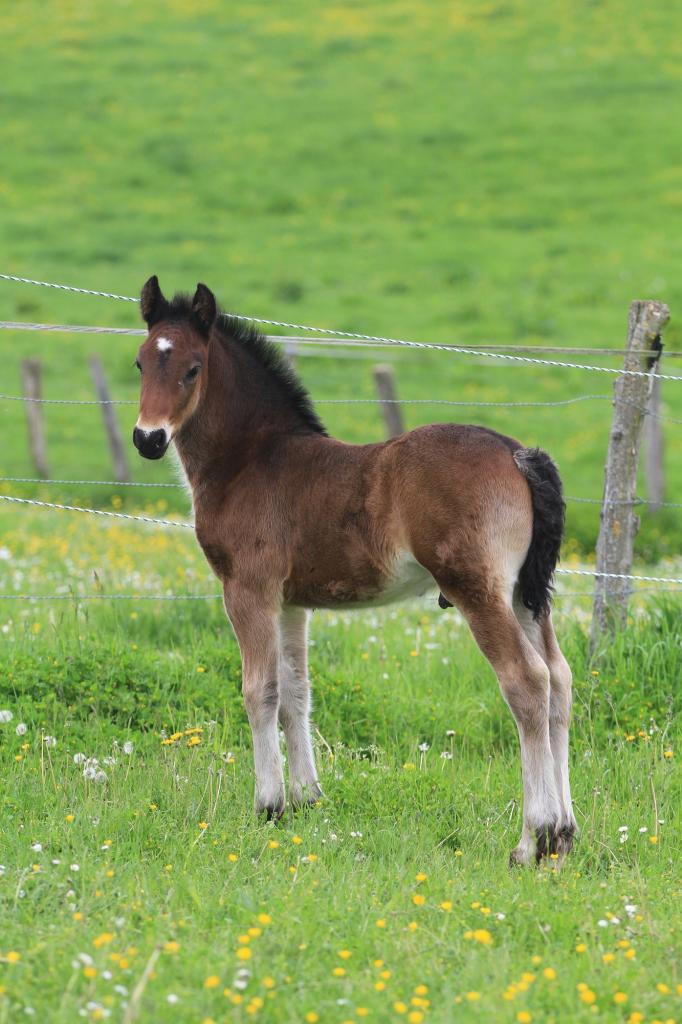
[21,359,50,478]
[591,300,669,652]
[373,364,404,438]
[89,354,131,483]
[643,364,665,511]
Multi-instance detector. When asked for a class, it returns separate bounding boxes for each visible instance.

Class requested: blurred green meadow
[1,1,681,1022]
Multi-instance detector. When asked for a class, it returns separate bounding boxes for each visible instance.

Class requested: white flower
[440,751,453,759]
[122,741,134,755]
[94,770,108,784]
[597,919,608,927]
[102,970,112,980]
[418,742,429,752]
[350,831,363,838]
[0,865,5,876]
[16,722,27,736]
[70,864,80,872]
[115,986,128,996]
[83,766,97,780]
[73,753,87,765]
[233,978,249,991]
[0,547,11,560]
[167,994,179,1004]
[624,903,637,914]
[51,859,60,865]
[0,710,13,723]
[496,912,506,920]
[610,917,620,925]
[43,735,57,748]
[102,756,117,767]
[77,952,93,965]
[638,826,648,833]
[446,729,456,737]
[31,842,42,852]
[618,825,629,832]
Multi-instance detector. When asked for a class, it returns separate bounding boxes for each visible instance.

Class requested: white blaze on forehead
[156,336,173,353]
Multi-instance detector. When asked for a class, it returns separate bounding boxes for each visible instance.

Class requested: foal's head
[133,276,217,459]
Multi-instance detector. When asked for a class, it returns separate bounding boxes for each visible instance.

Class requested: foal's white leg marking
[279,606,321,806]
[513,599,576,835]
[156,336,173,352]
[223,591,285,816]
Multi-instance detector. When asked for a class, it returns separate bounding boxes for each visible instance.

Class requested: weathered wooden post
[643,362,665,511]
[21,358,50,478]
[591,301,669,652]
[373,364,404,438]
[89,354,131,483]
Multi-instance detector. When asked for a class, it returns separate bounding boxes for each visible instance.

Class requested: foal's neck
[174,333,316,492]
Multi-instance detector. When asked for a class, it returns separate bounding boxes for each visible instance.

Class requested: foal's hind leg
[444,589,562,865]
[513,596,577,857]
[279,605,322,808]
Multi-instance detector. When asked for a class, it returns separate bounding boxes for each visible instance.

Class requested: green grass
[0,515,680,1022]
[1,1,682,1021]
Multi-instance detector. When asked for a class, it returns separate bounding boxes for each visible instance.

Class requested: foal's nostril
[133,427,168,459]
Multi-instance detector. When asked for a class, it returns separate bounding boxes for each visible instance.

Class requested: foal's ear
[140,275,169,328]
[191,283,217,337]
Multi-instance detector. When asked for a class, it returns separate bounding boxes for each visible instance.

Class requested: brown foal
[133,277,576,865]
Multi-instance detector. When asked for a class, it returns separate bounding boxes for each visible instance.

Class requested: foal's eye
[183,364,201,384]
[134,359,142,371]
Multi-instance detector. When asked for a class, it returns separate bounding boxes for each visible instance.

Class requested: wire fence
[1,271,681,605]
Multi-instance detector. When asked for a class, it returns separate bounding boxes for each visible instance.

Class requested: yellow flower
[164,941,180,953]
[93,932,115,949]
[65,814,75,823]
[656,983,670,994]
[394,1003,407,1014]
[338,949,352,960]
[415,872,427,882]
[414,985,428,996]
[517,1014,532,1023]
[663,749,673,758]
[268,840,279,849]
[236,948,252,961]
[603,953,615,964]
[521,973,535,983]
[628,1014,644,1024]
[403,763,415,770]
[73,912,84,922]
[187,735,201,747]
[543,968,557,980]
[198,821,209,830]
[613,993,628,1005]
[332,967,346,977]
[380,971,391,980]
[472,929,493,945]
[257,914,271,925]
[261,976,275,989]
[248,927,262,938]
[292,835,302,845]
[408,921,418,932]
[580,989,596,1005]
[407,1013,423,1024]
[625,948,636,960]
[357,1009,369,1018]
[440,901,452,912]
[305,1015,319,1023]
[411,893,425,906]
[375,919,386,928]
[617,939,630,949]
[465,991,481,1001]
[204,975,221,989]
[6,952,21,964]
[228,853,238,862]
[649,835,658,844]
[306,854,318,862]
[83,965,97,979]
[238,935,251,945]
[374,982,386,992]
[575,943,587,953]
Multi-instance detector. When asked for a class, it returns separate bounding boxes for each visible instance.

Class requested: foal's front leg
[223,585,285,818]
[279,605,322,807]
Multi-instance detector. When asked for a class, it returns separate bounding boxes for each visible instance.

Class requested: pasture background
[0,1,681,1022]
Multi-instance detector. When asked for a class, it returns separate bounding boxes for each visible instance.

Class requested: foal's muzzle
[132,426,169,460]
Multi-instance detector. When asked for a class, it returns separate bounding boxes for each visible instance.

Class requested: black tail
[513,447,565,620]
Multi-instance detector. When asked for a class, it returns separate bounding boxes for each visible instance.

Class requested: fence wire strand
[1,277,680,380]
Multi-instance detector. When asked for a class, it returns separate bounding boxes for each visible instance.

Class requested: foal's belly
[286,550,437,610]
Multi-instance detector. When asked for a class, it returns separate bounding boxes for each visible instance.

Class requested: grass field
[1,1,681,1022]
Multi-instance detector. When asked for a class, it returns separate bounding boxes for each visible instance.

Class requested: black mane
[164,293,328,436]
